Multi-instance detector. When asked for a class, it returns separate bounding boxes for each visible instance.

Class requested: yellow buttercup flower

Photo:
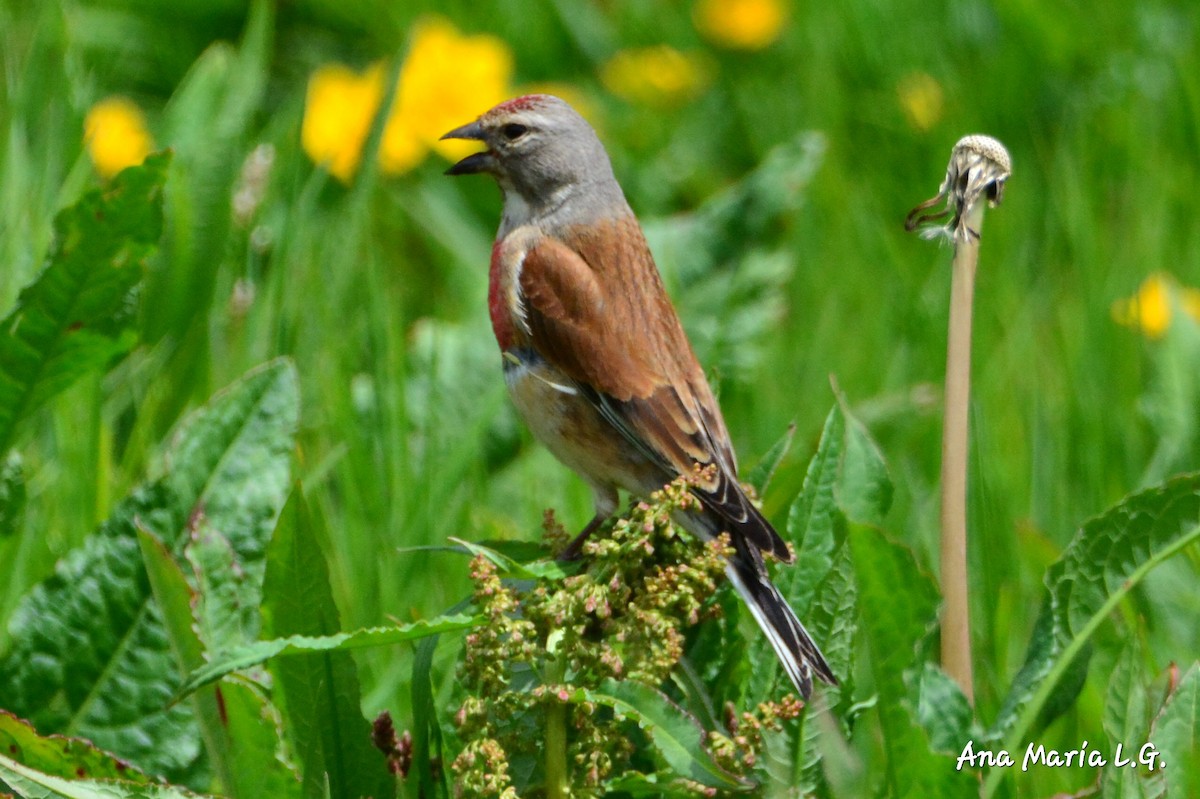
[694,0,787,51]
[301,17,515,181]
[84,97,155,179]
[1111,272,1200,339]
[897,72,944,133]
[301,62,387,182]
[601,46,710,107]
[396,17,513,162]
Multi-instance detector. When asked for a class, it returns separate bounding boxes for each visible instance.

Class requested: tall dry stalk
[906,136,1011,704]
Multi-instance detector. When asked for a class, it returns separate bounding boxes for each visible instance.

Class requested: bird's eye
[501,123,529,141]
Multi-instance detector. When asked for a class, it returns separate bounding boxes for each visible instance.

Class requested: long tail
[724,548,838,699]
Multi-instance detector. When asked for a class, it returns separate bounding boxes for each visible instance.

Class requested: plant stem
[940,200,984,706]
[910,134,1009,705]
[545,656,568,798]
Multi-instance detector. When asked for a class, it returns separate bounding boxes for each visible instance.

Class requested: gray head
[442,95,624,221]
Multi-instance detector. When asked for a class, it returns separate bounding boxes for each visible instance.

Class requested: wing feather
[517,219,790,561]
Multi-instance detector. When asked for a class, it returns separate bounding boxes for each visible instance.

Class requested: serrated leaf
[260,491,394,799]
[0,752,214,799]
[834,393,893,526]
[0,153,168,456]
[577,680,750,791]
[746,423,795,496]
[1147,663,1199,798]
[987,474,1200,798]
[0,712,154,785]
[178,616,481,697]
[783,407,844,620]
[0,360,298,780]
[850,523,976,798]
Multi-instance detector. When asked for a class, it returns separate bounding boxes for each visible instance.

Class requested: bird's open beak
[441,120,492,176]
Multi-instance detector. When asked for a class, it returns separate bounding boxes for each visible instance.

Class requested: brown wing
[517,217,791,561]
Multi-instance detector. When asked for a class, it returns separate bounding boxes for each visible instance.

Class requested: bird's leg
[557,512,608,562]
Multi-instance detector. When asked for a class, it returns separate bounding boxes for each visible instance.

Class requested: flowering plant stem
[545,654,569,798]
[940,199,985,706]
[908,135,1010,707]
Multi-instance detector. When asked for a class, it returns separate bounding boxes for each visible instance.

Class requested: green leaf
[0,450,24,538]
[1100,642,1148,799]
[1149,663,1199,798]
[183,520,259,655]
[850,523,976,798]
[0,359,299,780]
[0,712,154,785]
[916,663,975,753]
[138,526,302,799]
[987,473,1200,797]
[746,423,795,496]
[260,490,394,799]
[0,152,168,456]
[410,633,450,799]
[446,536,573,581]
[0,751,214,799]
[178,616,481,697]
[833,393,894,526]
[576,680,750,791]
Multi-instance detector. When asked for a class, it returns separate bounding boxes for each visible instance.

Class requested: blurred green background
[2,0,1197,794]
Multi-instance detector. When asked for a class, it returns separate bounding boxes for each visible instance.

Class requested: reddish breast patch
[488,240,514,350]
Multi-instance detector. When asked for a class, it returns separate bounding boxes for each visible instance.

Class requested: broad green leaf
[184,520,259,654]
[833,393,893,526]
[753,400,884,700]
[1148,663,1198,798]
[1100,642,1148,799]
[179,616,481,697]
[577,680,750,791]
[138,527,302,799]
[0,153,168,456]
[916,663,974,753]
[0,712,154,785]
[775,544,859,793]
[782,407,844,629]
[260,491,394,799]
[850,523,975,798]
[746,423,795,496]
[0,360,298,780]
[0,752,213,799]
[987,473,1200,797]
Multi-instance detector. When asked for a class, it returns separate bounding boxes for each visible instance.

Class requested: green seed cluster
[452,466,787,796]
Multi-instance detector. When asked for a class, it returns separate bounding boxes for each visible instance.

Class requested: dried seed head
[906,134,1011,243]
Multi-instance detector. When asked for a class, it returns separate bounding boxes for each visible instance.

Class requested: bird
[442,94,836,698]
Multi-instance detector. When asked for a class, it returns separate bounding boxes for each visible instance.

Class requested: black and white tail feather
[684,496,838,699]
[724,545,837,699]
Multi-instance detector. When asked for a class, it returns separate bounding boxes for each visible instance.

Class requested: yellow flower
[694,0,787,51]
[300,18,515,181]
[1111,272,1200,339]
[396,17,513,162]
[897,71,944,133]
[601,46,710,107]
[301,62,387,182]
[84,97,155,179]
